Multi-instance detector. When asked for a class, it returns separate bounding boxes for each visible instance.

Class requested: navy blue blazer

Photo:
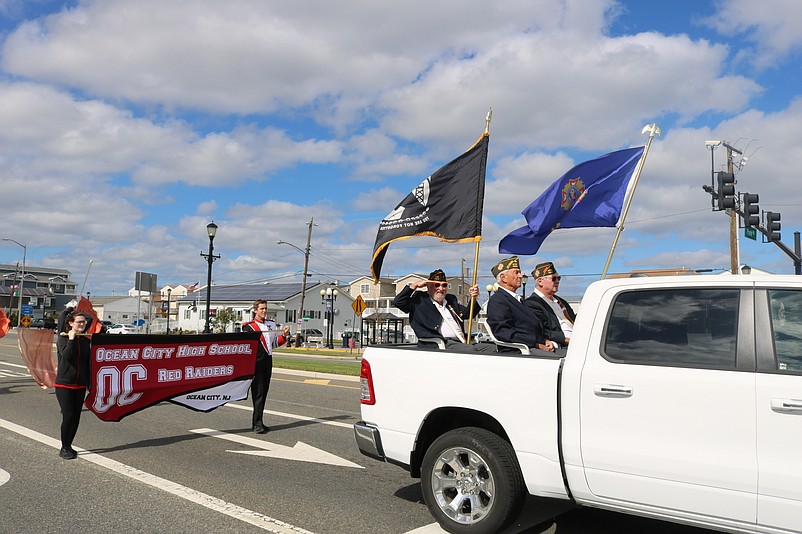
[393,285,478,343]
[524,293,576,347]
[486,288,546,348]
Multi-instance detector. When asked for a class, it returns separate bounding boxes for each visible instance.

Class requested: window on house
[360,284,370,294]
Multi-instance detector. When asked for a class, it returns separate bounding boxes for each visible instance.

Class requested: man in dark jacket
[524,261,576,348]
[393,269,479,349]
[486,256,555,352]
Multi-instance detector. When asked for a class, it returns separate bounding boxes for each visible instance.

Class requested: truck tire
[421,427,526,534]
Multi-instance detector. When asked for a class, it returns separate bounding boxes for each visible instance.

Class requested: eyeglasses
[430,282,449,288]
[548,276,561,282]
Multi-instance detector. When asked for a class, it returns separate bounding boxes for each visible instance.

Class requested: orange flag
[77,296,103,334]
[0,309,9,338]
[18,328,57,388]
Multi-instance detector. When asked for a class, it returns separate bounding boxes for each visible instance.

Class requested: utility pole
[724,142,742,274]
[296,218,314,346]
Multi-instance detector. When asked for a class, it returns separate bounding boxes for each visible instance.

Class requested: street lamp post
[200,222,220,333]
[3,238,27,327]
[278,219,314,346]
[166,287,172,334]
[521,274,529,296]
[319,286,338,349]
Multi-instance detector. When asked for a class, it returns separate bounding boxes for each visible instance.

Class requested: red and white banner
[85,331,261,422]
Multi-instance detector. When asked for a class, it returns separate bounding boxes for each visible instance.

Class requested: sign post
[350,296,367,354]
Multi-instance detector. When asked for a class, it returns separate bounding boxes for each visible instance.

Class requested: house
[0,263,77,320]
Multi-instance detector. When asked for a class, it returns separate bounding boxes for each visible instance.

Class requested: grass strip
[273,357,361,376]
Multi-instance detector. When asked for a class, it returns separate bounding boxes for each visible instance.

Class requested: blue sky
[1,0,801,299]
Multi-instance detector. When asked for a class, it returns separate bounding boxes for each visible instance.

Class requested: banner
[85,331,261,422]
[499,146,645,255]
[17,328,57,388]
[370,132,488,282]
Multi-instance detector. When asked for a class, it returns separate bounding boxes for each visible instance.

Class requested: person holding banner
[242,299,291,434]
[54,309,92,459]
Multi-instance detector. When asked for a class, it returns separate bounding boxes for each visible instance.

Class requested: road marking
[0,370,28,378]
[225,403,355,429]
[302,379,330,385]
[0,468,8,487]
[272,376,359,390]
[0,362,28,369]
[0,417,316,534]
[191,428,363,469]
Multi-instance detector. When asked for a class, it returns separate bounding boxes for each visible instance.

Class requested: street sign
[20,315,32,327]
[745,226,757,241]
[352,295,367,316]
[21,305,33,316]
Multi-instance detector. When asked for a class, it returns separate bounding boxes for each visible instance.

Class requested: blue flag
[499,146,645,255]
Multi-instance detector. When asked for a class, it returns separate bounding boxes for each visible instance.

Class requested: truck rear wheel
[421,427,526,534]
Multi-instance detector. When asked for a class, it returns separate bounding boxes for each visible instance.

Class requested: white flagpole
[600,123,660,279]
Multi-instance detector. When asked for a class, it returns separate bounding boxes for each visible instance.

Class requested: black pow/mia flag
[370,132,488,282]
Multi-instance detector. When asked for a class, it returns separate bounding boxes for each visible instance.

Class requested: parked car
[30,318,56,329]
[107,324,136,334]
[301,328,325,345]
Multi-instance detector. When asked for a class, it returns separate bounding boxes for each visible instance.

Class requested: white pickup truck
[353,275,802,534]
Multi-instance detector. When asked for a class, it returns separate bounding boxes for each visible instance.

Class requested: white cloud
[704,0,802,67]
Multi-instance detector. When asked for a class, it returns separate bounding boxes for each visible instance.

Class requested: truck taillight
[360,359,376,405]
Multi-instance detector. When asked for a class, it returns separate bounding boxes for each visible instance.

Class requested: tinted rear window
[604,288,739,368]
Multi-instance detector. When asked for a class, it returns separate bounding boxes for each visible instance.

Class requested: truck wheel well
[410,407,509,477]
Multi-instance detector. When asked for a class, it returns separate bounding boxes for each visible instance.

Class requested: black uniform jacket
[486,288,546,348]
[524,293,576,347]
[393,285,478,343]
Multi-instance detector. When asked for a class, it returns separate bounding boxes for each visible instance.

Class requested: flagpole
[464,107,492,343]
[600,124,660,279]
[465,241,481,343]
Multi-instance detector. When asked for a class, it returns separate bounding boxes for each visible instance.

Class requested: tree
[211,307,237,333]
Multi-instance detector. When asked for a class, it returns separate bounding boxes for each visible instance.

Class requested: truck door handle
[771,398,802,413]
[594,384,633,398]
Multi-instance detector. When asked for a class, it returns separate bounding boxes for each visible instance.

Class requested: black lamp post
[521,274,529,296]
[166,287,172,334]
[200,221,220,333]
[3,238,26,327]
[320,285,338,349]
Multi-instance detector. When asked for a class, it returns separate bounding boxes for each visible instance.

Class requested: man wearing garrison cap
[486,256,555,352]
[393,268,480,349]
[525,261,576,348]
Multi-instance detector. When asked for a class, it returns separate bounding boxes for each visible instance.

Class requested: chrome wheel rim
[430,446,496,525]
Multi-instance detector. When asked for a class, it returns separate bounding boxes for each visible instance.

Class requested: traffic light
[765,211,781,242]
[742,193,759,227]
[716,172,735,210]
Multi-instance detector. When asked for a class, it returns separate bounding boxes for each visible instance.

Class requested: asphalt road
[1,331,718,534]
